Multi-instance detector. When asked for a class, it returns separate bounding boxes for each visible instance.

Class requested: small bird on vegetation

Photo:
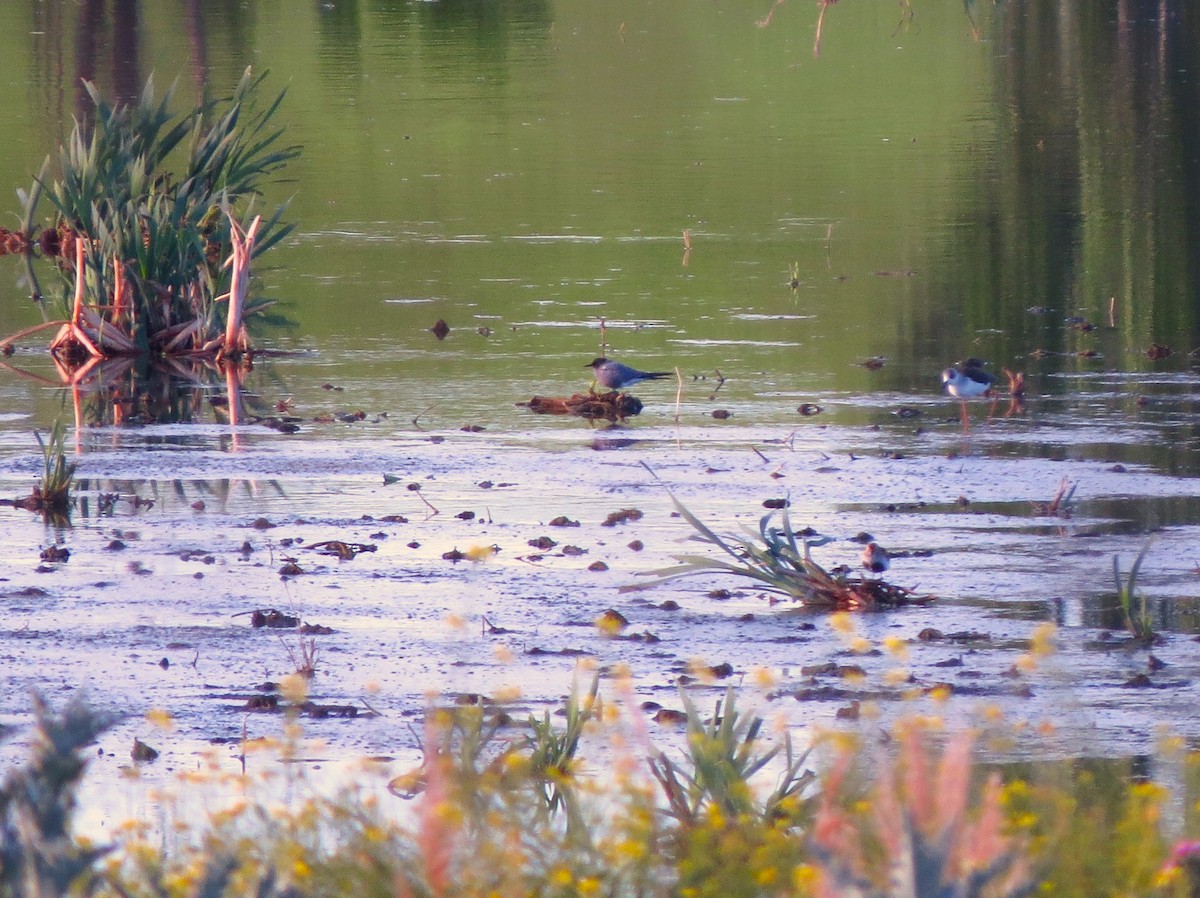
[586,357,672,391]
[860,542,890,577]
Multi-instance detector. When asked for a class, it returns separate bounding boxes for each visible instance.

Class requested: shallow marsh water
[0,0,1199,829]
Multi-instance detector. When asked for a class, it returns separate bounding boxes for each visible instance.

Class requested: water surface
[0,1,1199,807]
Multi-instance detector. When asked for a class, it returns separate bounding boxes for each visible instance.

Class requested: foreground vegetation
[4,665,1200,898]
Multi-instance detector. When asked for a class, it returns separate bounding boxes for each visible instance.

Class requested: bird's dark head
[585,358,609,369]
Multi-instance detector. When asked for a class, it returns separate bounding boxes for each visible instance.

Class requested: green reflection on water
[0,2,1196,465]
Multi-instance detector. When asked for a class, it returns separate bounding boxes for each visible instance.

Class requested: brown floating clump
[1147,343,1172,360]
[431,319,450,340]
[522,391,644,423]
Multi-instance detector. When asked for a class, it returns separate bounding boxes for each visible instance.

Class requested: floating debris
[1147,343,1173,360]
[303,540,377,560]
[246,609,300,628]
[602,508,643,527]
[131,738,159,764]
[522,391,644,423]
[431,319,450,340]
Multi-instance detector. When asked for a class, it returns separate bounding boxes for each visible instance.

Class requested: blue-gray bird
[586,357,672,391]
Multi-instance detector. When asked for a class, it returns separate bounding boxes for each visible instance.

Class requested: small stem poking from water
[1108,295,1116,328]
[813,0,837,58]
[359,697,382,717]
[752,446,770,463]
[674,367,684,426]
[412,404,435,429]
[709,369,726,401]
[414,489,440,516]
[756,0,787,28]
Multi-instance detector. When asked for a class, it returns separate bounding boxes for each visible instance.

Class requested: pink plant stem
[224,214,262,353]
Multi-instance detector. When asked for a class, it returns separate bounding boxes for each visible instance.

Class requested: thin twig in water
[709,369,726,401]
[756,0,787,28]
[752,446,770,463]
[891,0,915,37]
[1033,476,1076,517]
[415,489,440,516]
[412,404,435,429]
[281,635,319,678]
[813,0,839,57]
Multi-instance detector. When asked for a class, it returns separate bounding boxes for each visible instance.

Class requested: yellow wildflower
[829,611,854,634]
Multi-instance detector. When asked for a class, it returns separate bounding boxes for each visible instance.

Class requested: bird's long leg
[959,399,971,431]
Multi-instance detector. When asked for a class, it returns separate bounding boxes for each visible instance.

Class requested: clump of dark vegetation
[7,420,77,519]
[627,474,933,610]
[1114,541,1156,644]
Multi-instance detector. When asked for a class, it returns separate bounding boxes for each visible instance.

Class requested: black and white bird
[941,358,995,427]
[586,357,672,391]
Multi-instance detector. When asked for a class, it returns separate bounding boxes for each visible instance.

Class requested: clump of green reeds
[1114,541,1155,643]
[650,686,815,828]
[626,475,931,609]
[12,67,297,365]
[28,420,76,515]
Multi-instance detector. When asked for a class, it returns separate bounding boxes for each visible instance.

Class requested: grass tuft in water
[627,467,931,610]
[650,686,815,829]
[1114,540,1156,643]
[28,419,76,516]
